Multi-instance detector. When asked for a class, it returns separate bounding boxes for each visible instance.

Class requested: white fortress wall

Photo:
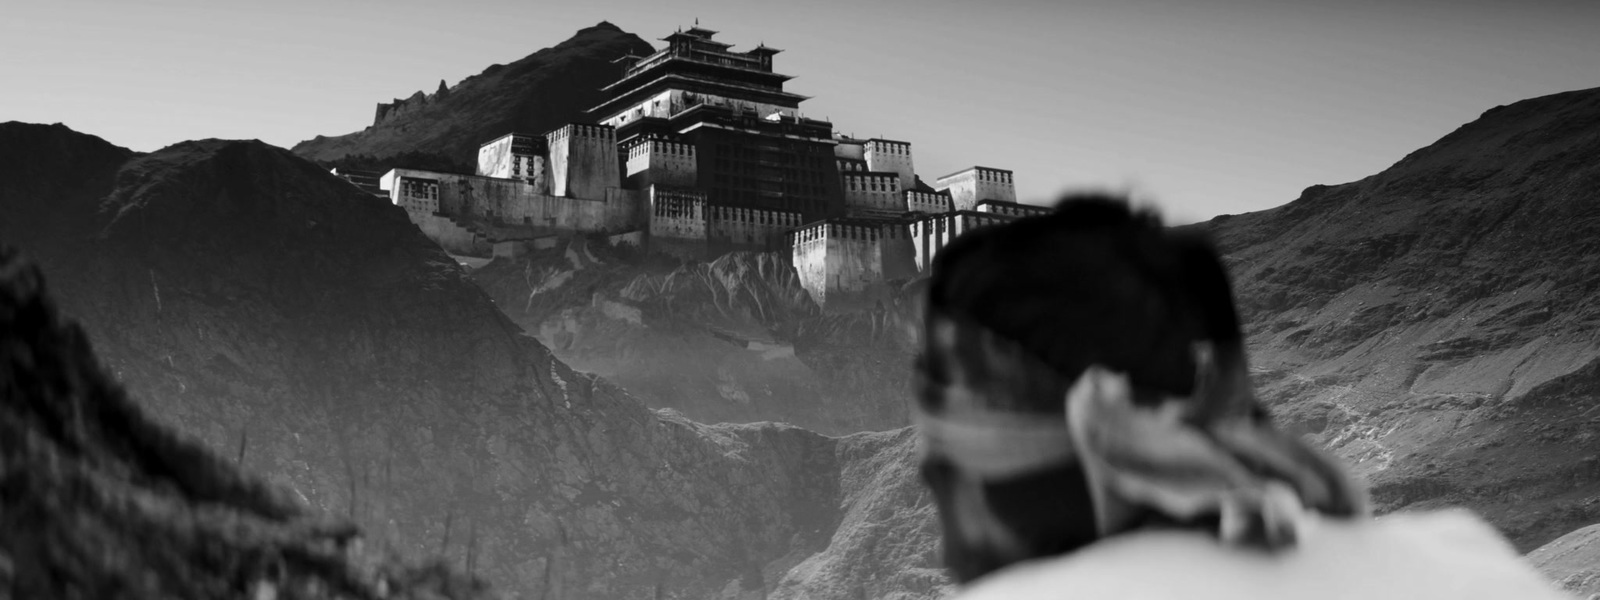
[383,168,640,237]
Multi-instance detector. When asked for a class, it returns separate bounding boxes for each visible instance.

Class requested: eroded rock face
[0,122,949,600]
[1202,87,1600,551]
[470,248,924,435]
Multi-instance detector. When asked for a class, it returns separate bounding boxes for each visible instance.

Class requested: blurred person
[912,194,1571,599]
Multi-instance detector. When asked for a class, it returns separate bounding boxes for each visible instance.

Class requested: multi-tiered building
[373,25,1052,311]
[591,28,842,221]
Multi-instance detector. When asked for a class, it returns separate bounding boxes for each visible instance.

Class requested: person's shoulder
[1370,508,1520,561]
[951,509,1575,600]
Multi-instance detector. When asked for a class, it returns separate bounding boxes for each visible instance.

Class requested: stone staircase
[442,214,490,240]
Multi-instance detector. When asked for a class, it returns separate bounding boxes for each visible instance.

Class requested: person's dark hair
[916,193,1265,583]
[926,193,1244,407]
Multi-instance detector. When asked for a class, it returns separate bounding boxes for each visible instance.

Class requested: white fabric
[952,508,1575,600]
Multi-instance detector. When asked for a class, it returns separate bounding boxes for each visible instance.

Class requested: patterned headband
[914,308,1369,549]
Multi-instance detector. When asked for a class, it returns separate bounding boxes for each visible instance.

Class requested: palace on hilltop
[353,25,1051,310]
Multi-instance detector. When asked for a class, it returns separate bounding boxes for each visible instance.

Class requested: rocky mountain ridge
[290,22,654,173]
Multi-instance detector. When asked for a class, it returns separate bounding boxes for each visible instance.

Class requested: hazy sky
[4,0,1596,222]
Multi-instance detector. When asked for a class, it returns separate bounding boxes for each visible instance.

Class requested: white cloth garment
[951,508,1574,600]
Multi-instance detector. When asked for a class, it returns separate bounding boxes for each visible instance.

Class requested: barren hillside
[1204,86,1600,551]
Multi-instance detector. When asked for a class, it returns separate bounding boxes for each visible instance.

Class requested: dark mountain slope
[0,122,947,600]
[1204,86,1600,551]
[0,247,489,599]
[0,122,136,273]
[290,22,654,171]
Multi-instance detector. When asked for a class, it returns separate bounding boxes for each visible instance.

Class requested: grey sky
[4,0,1596,222]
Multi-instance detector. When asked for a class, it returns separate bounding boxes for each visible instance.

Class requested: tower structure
[546,124,620,199]
[622,133,697,189]
[587,26,844,221]
[935,166,1016,211]
[863,138,914,191]
[477,133,550,192]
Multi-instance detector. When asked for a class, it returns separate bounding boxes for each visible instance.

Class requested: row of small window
[709,210,793,225]
[914,218,1007,233]
[652,142,691,156]
[402,185,439,199]
[983,206,1047,217]
[845,179,898,192]
[627,140,691,156]
[710,205,802,220]
[975,171,1014,183]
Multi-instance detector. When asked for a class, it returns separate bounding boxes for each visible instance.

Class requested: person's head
[913,194,1358,583]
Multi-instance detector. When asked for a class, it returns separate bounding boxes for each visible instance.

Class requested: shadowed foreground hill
[0,122,947,600]
[0,248,490,599]
[290,22,653,171]
[1203,86,1600,552]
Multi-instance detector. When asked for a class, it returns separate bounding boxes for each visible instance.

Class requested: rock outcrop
[0,121,948,599]
[469,248,924,435]
[291,22,654,173]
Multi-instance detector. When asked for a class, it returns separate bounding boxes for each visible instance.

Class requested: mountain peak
[100,138,423,257]
[1381,86,1600,183]
[0,121,133,158]
[292,23,653,170]
[0,122,137,257]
